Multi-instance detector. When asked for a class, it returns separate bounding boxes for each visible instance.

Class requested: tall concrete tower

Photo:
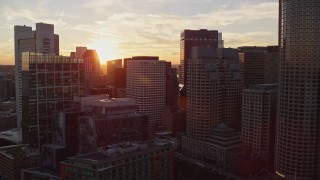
[276,1,320,179]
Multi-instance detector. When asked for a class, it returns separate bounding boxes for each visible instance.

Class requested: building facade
[276,1,320,179]
[107,59,122,85]
[0,71,15,101]
[239,47,266,88]
[21,52,84,149]
[73,96,149,154]
[239,46,279,87]
[161,106,186,134]
[0,145,40,180]
[182,47,242,159]
[179,29,222,85]
[82,49,100,95]
[242,84,277,171]
[165,62,179,107]
[14,23,59,130]
[75,47,87,59]
[114,68,126,98]
[264,46,279,84]
[203,123,242,168]
[126,57,167,126]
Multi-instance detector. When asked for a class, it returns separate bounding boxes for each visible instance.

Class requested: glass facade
[21,52,84,149]
[276,0,320,179]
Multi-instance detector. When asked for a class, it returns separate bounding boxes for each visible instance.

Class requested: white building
[126,57,167,126]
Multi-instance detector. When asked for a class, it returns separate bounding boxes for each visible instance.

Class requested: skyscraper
[82,49,100,95]
[107,59,122,85]
[242,84,277,171]
[165,62,179,107]
[179,29,221,86]
[264,46,279,84]
[239,48,266,88]
[21,52,84,149]
[75,46,87,59]
[126,56,167,126]
[276,1,320,179]
[72,47,100,95]
[14,23,59,130]
[182,47,242,158]
[238,46,279,87]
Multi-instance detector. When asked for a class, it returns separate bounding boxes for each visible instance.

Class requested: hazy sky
[0,0,278,65]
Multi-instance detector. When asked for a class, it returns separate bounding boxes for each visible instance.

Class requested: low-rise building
[74,96,149,154]
[0,144,40,180]
[60,139,174,180]
[202,123,242,168]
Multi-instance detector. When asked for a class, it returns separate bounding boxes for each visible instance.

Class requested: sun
[88,38,121,64]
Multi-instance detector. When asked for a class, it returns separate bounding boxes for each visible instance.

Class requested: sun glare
[89,39,120,64]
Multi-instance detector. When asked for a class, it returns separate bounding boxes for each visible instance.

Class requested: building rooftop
[247,84,277,92]
[130,56,159,60]
[68,139,173,164]
[205,123,242,150]
[0,110,16,117]
[0,128,22,144]
[92,98,136,108]
[22,166,60,180]
[191,47,239,60]
[0,144,39,159]
[74,95,136,109]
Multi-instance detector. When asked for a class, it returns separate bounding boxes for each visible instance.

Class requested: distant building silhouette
[75,46,87,59]
[106,59,125,97]
[82,49,100,95]
[165,62,179,107]
[107,59,122,85]
[72,47,100,95]
[114,67,126,97]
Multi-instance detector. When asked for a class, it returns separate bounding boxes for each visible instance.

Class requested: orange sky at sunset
[0,0,278,65]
